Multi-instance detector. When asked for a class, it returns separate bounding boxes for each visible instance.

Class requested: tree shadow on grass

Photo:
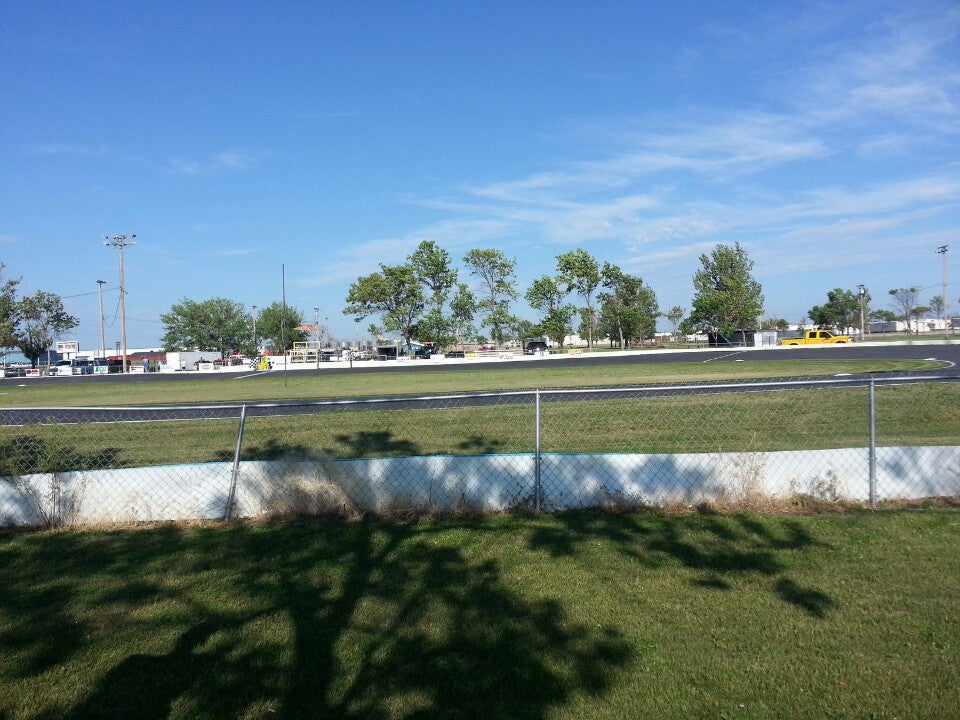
[0,434,123,475]
[527,510,837,619]
[1,519,631,720]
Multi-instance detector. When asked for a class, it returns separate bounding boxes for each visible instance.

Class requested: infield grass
[0,358,944,407]
[3,382,957,472]
[1,509,958,719]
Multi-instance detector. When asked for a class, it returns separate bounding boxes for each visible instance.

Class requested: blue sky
[2,1,958,350]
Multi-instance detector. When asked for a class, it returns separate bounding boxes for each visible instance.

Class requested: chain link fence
[2,375,958,527]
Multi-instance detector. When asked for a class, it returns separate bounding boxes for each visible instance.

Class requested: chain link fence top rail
[1,374,958,526]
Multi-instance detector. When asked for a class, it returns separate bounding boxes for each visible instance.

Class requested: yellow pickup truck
[779,330,850,346]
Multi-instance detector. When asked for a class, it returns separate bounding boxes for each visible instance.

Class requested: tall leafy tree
[160,297,254,356]
[256,302,307,352]
[449,283,478,348]
[525,275,575,346]
[665,306,684,339]
[597,263,658,348]
[409,241,459,348]
[929,295,945,321]
[688,242,764,337]
[0,263,20,352]
[410,241,457,311]
[14,290,78,367]
[556,249,602,348]
[344,264,425,354]
[808,288,864,331]
[463,248,518,345]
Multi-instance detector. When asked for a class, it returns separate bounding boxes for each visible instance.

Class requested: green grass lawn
[1,509,958,719]
[0,358,943,407]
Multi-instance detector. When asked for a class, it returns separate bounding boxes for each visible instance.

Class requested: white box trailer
[166,351,220,371]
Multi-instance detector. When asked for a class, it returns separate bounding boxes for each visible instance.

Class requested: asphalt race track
[4,341,960,387]
[2,342,958,425]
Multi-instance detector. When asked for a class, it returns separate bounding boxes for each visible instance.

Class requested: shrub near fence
[1,376,959,527]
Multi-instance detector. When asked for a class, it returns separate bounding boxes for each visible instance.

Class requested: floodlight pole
[936,245,949,337]
[96,280,107,359]
[103,234,136,373]
[857,284,866,340]
[314,306,320,369]
[251,305,258,356]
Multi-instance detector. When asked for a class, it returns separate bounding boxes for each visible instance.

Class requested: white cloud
[170,148,257,175]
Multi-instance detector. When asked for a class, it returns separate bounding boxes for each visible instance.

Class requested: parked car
[1,365,27,377]
[48,360,74,376]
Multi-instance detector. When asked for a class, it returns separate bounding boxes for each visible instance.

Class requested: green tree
[665,306,684,339]
[888,287,920,334]
[525,275,576,346]
[410,241,457,310]
[463,249,518,345]
[344,264,425,354]
[160,297,255,356]
[0,263,20,351]
[597,263,658,348]
[808,288,863,331]
[256,302,307,352]
[556,249,602,348]
[449,283,478,348]
[929,295,945,320]
[688,242,764,337]
[14,290,79,367]
[760,317,790,331]
[869,309,898,323]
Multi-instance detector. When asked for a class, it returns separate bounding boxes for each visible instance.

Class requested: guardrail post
[225,404,247,520]
[534,389,542,512]
[869,379,877,508]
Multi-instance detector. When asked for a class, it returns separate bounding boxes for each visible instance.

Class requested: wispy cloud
[31,143,112,157]
[170,148,257,175]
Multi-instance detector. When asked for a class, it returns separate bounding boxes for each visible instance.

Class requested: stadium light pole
[251,305,258,356]
[314,306,320,369]
[103,234,135,373]
[857,284,866,340]
[96,280,107,359]
[936,245,949,337]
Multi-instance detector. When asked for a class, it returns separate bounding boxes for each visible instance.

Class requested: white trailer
[165,351,220,371]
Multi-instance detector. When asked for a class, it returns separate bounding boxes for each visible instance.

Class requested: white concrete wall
[2,446,958,526]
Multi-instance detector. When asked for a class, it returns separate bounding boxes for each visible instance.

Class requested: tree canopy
[597,263,658,348]
[161,297,254,356]
[556,249,601,348]
[344,264,425,353]
[808,288,866,331]
[525,275,576,346]
[463,248,518,345]
[15,290,78,366]
[687,242,763,337]
[256,302,307,352]
[0,263,20,351]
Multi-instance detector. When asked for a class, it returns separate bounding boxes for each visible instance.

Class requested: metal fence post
[869,379,877,508]
[225,404,248,520]
[535,389,542,512]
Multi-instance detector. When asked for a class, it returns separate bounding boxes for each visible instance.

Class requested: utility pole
[936,245,949,337]
[314,306,320,369]
[251,305,258,356]
[103,234,135,373]
[96,280,107,359]
[857,284,866,340]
